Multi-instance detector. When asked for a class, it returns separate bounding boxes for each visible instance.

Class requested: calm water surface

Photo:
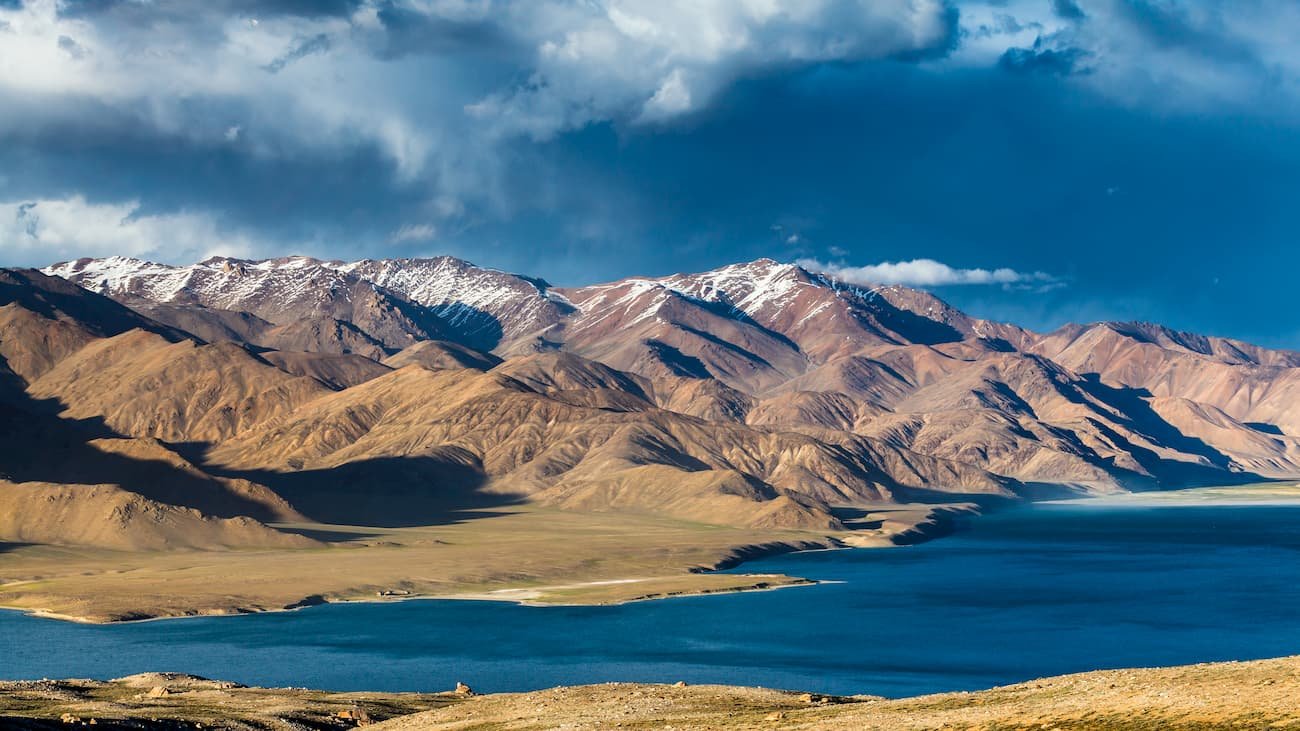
[4,499,1300,697]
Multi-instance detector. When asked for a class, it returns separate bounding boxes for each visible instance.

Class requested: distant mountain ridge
[4,253,1297,549]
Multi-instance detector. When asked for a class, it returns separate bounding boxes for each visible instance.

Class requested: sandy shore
[1047,480,1300,507]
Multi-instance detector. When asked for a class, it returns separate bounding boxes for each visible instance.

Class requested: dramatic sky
[1,1,1297,345]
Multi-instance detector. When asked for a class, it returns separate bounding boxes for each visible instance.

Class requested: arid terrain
[4,256,1300,621]
[3,656,1298,730]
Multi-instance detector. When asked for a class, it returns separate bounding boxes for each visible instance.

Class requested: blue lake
[5,499,1300,698]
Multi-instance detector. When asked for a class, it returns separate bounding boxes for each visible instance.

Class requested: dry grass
[0,505,840,623]
[376,655,1300,730]
[0,672,451,730]
[5,657,1298,730]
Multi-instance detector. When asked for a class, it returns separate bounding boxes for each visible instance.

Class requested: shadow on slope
[680,291,803,353]
[0,268,188,342]
[1077,375,1262,489]
[427,302,506,352]
[868,298,964,345]
[1080,375,1235,470]
[643,339,712,379]
[968,356,1264,492]
[200,454,524,528]
[885,485,1023,508]
[0,368,293,522]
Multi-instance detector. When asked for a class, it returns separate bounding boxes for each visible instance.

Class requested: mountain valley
[3,255,1300,620]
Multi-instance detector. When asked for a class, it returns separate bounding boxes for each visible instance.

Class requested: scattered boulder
[336,707,373,725]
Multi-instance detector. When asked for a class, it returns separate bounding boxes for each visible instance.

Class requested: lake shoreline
[5,495,1300,699]
[8,485,1295,626]
[0,503,980,625]
[0,538,840,626]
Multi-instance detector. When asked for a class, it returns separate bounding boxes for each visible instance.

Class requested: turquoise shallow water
[4,500,1300,697]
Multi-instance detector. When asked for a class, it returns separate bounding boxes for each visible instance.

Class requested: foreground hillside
[3,656,1298,729]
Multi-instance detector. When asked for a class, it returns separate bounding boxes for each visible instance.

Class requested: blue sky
[1,0,1298,345]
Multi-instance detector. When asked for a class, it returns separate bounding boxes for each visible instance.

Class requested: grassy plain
[0,504,877,622]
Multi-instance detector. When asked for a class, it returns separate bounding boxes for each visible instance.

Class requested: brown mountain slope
[0,480,316,551]
[0,303,100,384]
[46,256,452,351]
[26,330,333,444]
[1147,396,1300,476]
[652,376,755,422]
[492,351,654,402]
[1037,321,1300,368]
[382,340,503,371]
[261,350,393,390]
[258,317,391,358]
[206,361,1012,528]
[125,299,394,358]
[0,269,187,382]
[344,256,574,353]
[0,351,304,529]
[747,390,883,432]
[857,410,1120,492]
[1035,321,1300,436]
[556,278,810,392]
[0,433,303,524]
[890,352,1253,487]
[121,299,275,347]
[32,255,1300,507]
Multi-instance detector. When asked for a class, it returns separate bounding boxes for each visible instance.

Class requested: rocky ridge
[4,254,1298,549]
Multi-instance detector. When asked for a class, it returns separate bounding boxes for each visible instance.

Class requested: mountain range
[3,254,1297,550]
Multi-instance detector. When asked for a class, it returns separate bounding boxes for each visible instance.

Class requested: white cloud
[469,0,956,138]
[0,196,254,266]
[390,222,438,242]
[0,0,957,190]
[638,67,693,122]
[798,257,1061,290]
[951,0,1300,113]
[1,0,1296,174]
[2,0,1299,252]
[0,0,477,184]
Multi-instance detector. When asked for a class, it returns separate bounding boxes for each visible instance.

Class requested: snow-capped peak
[658,258,811,317]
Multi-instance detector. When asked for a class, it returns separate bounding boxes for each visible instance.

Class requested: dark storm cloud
[264,33,332,73]
[999,44,1090,75]
[56,34,85,59]
[58,0,365,19]
[1052,0,1086,20]
[1116,0,1261,66]
[890,3,962,62]
[221,0,368,17]
[2,0,1300,345]
[372,4,519,60]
